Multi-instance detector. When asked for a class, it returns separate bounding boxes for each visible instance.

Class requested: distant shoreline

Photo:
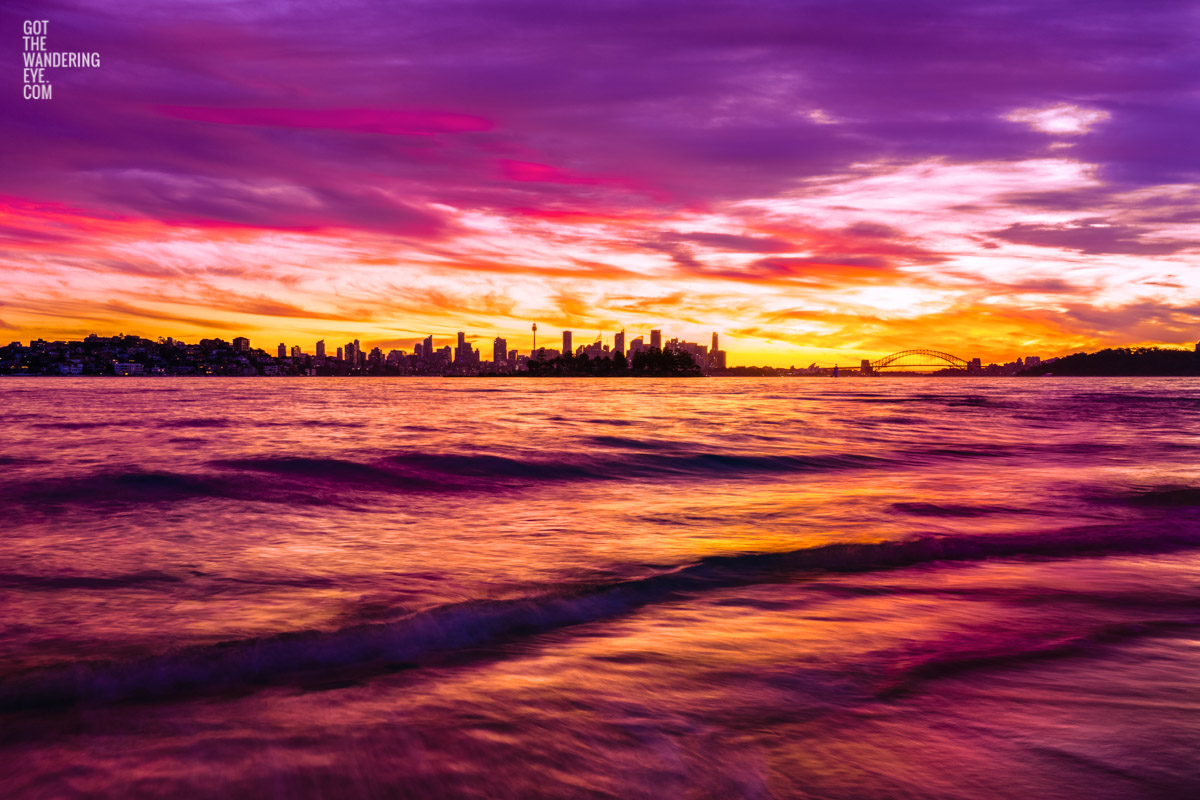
[6,373,1200,379]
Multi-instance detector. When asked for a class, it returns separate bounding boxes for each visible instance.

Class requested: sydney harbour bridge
[868,349,972,371]
[828,349,979,374]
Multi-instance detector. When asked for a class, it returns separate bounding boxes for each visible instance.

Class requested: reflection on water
[1,377,1198,798]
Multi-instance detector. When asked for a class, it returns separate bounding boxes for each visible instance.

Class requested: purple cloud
[989,219,1197,255]
[4,0,1198,229]
[3,0,1198,358]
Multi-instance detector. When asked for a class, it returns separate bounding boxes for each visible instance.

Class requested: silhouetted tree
[630,347,702,376]
[1020,347,1200,376]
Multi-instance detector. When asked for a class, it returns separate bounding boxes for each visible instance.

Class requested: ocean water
[1,376,1198,799]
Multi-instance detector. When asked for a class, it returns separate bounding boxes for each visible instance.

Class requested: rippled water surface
[1,377,1199,798]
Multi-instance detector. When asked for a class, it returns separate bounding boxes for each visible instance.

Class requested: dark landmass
[7,335,1199,379]
[0,334,704,377]
[1020,347,1200,376]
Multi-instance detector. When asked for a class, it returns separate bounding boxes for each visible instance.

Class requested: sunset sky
[3,0,1198,366]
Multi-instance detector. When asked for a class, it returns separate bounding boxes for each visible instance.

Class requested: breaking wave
[3,519,1197,711]
[0,447,893,512]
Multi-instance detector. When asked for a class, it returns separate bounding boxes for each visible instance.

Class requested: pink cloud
[494,160,667,200]
[498,160,610,185]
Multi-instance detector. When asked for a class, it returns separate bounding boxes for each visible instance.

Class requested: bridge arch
[870,349,970,370]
